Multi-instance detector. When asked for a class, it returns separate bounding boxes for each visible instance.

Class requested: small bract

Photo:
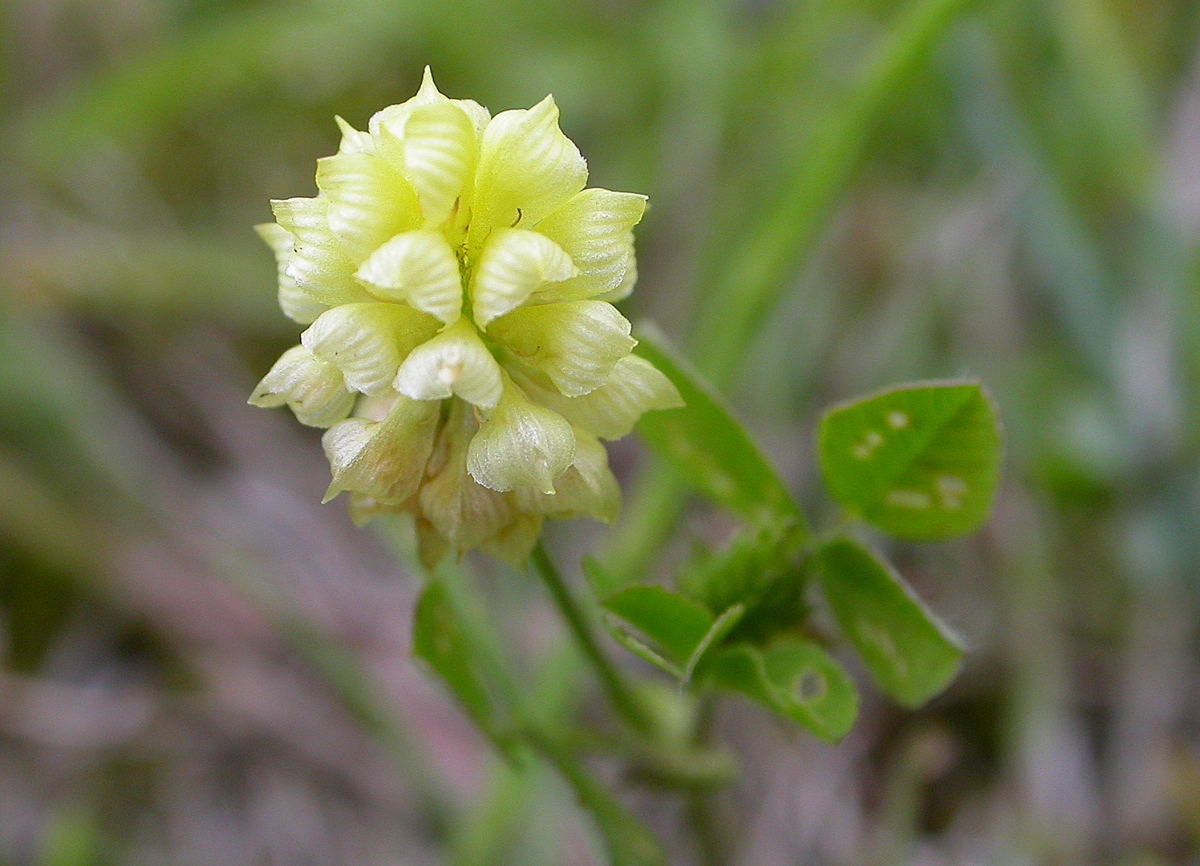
[250,68,682,566]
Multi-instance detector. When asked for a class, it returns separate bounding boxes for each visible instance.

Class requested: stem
[685,790,727,866]
[683,697,729,866]
[530,542,653,735]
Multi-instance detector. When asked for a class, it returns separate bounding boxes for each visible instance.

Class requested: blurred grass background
[2,0,1200,863]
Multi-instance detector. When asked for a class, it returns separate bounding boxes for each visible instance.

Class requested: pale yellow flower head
[251,68,682,566]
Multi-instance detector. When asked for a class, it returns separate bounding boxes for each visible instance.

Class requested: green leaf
[602,585,745,684]
[633,322,803,527]
[683,605,745,683]
[607,628,684,679]
[412,580,514,752]
[702,640,858,743]
[604,586,715,665]
[817,379,1002,540]
[817,537,962,708]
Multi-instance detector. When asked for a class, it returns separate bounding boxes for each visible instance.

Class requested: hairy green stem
[530,543,653,735]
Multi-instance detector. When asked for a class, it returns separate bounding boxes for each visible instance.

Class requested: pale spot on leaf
[852,429,885,460]
[886,411,909,430]
[885,489,932,510]
[858,622,907,679]
[936,475,967,510]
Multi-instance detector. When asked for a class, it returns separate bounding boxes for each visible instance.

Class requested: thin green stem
[683,696,729,865]
[530,542,653,735]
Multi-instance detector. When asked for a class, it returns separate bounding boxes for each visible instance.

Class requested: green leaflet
[633,323,804,529]
[817,537,962,708]
[703,640,858,743]
[602,585,744,683]
[817,379,1002,540]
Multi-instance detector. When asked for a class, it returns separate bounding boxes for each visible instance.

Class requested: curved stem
[530,542,653,735]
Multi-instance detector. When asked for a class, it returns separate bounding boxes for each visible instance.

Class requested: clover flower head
[250,68,683,566]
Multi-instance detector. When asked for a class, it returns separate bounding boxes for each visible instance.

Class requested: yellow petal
[249,345,355,428]
[315,152,422,261]
[466,379,575,493]
[470,228,577,326]
[393,317,503,408]
[270,197,371,306]
[399,101,478,228]
[368,68,447,168]
[451,98,491,141]
[513,354,684,440]
[322,396,439,504]
[533,189,646,301]
[469,96,587,249]
[419,400,520,550]
[596,251,637,303]
[516,428,620,523]
[334,116,375,155]
[255,222,326,324]
[345,493,402,527]
[489,300,635,397]
[301,302,440,396]
[355,229,462,324]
